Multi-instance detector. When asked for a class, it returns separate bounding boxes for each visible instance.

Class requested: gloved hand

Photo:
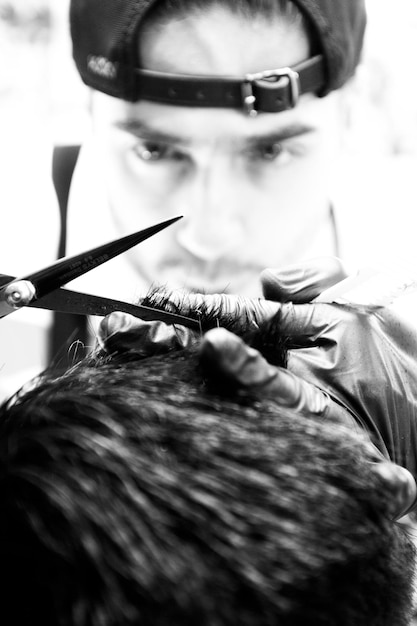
[98,258,354,435]
[259,258,417,518]
[98,257,417,516]
[259,262,417,480]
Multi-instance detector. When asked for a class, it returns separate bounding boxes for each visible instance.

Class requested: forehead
[93,90,338,145]
[139,4,310,76]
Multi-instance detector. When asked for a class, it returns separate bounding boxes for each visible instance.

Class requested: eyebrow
[245,124,315,146]
[115,119,315,145]
[115,120,190,145]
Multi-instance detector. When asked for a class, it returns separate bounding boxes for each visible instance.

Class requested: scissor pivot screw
[4,281,36,308]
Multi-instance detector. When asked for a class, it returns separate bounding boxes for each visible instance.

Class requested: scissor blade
[29,287,201,330]
[0,274,13,287]
[16,216,182,300]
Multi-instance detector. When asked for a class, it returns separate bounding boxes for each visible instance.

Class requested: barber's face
[91,7,343,296]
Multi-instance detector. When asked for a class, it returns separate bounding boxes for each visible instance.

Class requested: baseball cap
[70,0,366,115]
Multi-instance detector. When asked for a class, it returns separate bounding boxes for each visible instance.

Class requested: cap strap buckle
[242,67,300,117]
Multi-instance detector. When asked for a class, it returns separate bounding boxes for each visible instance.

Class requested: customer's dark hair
[0,317,414,626]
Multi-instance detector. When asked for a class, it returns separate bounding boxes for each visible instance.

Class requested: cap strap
[134,55,326,115]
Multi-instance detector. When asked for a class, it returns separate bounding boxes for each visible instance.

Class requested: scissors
[0,216,200,330]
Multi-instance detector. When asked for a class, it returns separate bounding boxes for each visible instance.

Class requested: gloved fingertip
[200,328,244,371]
[260,268,294,302]
[99,312,138,341]
[371,462,417,520]
[260,257,348,303]
[200,328,276,387]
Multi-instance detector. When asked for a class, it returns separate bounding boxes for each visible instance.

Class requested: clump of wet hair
[141,287,288,367]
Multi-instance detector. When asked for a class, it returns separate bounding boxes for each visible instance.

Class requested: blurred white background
[0,0,417,398]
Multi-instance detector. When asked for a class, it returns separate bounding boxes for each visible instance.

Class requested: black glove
[98,257,417,518]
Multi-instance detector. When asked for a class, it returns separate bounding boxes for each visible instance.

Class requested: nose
[176,158,246,262]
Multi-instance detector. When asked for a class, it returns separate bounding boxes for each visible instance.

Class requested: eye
[132,140,186,163]
[245,141,293,165]
[252,142,284,161]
